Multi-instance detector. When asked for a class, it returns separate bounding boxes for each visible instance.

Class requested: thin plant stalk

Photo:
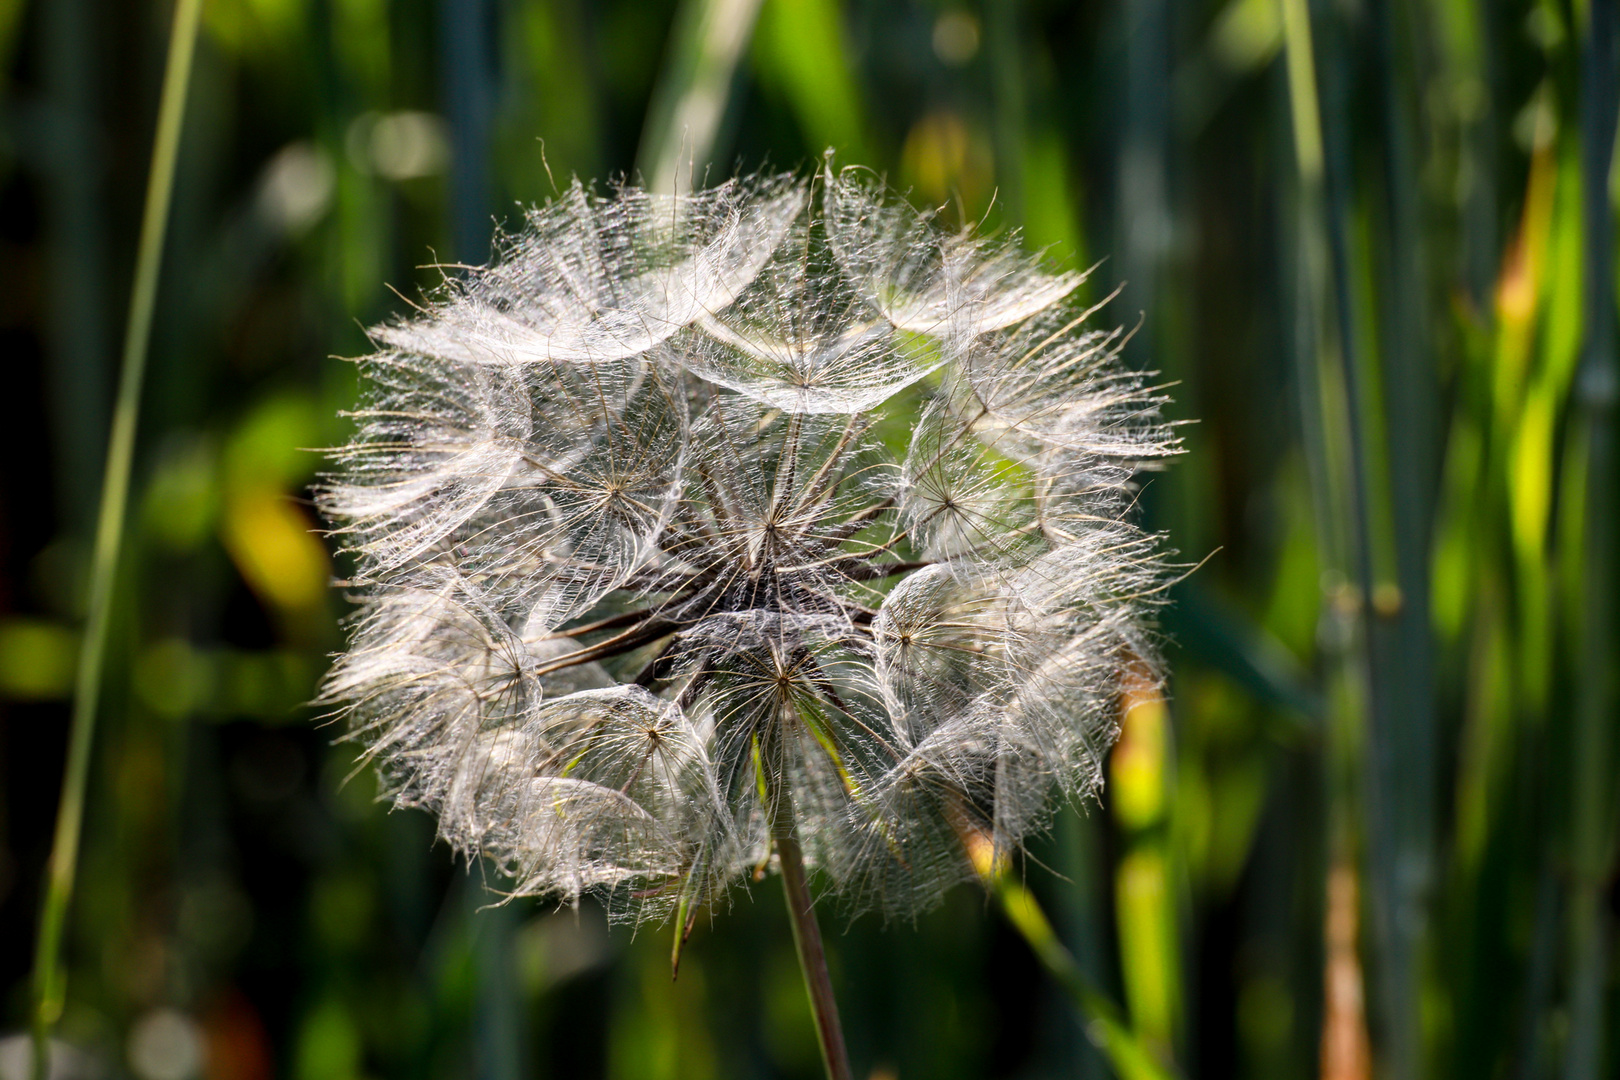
[635,0,764,193]
[1278,0,1378,1071]
[992,872,1180,1080]
[776,823,853,1080]
[1358,3,1439,1071]
[766,757,852,1080]
[30,0,203,1072]
[966,837,1178,1080]
[1566,1,1619,1074]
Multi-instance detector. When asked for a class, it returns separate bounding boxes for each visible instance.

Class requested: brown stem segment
[769,782,853,1080]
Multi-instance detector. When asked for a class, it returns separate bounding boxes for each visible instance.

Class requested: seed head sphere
[319,163,1177,924]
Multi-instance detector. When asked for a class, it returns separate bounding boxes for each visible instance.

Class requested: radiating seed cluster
[319,163,1178,922]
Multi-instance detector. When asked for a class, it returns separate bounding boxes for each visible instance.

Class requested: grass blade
[29,0,204,1072]
[988,867,1180,1080]
[636,0,765,193]
[1564,3,1619,1075]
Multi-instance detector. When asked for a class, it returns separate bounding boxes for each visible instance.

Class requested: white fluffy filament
[319,163,1178,923]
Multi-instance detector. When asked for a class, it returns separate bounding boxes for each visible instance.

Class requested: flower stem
[29,0,202,1073]
[767,775,852,1080]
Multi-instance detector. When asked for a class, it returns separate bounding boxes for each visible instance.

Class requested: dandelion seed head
[319,162,1178,923]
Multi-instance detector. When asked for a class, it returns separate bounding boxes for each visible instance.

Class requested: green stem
[635,0,764,193]
[986,865,1180,1080]
[30,0,202,1072]
[1566,2,1619,1075]
[766,766,852,1080]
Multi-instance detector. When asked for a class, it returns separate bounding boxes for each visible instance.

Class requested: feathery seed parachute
[319,163,1177,924]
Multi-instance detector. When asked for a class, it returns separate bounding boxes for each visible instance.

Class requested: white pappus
[318,160,1179,932]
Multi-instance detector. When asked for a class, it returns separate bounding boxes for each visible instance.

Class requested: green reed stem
[988,867,1180,1080]
[1279,0,1382,1074]
[1566,3,1618,1075]
[635,0,764,193]
[30,0,202,1072]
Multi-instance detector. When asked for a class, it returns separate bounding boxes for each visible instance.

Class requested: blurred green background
[0,0,1616,1077]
